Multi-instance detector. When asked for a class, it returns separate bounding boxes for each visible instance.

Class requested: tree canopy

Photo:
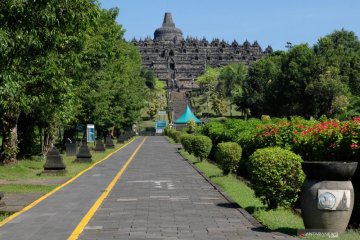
[0,1,151,164]
[235,30,358,119]
[193,29,359,120]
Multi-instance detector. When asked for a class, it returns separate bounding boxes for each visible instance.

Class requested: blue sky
[99,0,360,50]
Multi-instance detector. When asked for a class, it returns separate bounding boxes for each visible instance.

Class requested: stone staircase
[169,91,187,122]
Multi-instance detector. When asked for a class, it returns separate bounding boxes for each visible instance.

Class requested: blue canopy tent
[174,105,201,124]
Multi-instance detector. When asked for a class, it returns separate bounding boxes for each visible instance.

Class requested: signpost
[86,124,95,143]
[155,120,167,134]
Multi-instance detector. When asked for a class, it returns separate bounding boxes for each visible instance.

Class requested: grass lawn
[0,212,12,222]
[179,149,360,240]
[0,139,135,181]
[0,184,56,193]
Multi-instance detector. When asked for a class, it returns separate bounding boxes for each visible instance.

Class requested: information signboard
[155,120,167,129]
[86,124,95,143]
[158,111,167,116]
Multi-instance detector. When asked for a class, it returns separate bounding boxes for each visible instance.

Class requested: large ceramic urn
[300,161,358,232]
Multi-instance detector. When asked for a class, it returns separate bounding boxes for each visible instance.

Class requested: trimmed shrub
[215,142,242,175]
[165,128,182,143]
[180,134,193,154]
[172,131,182,143]
[249,147,305,209]
[192,135,212,161]
[201,120,227,146]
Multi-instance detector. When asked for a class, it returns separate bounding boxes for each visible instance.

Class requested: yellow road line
[0,137,138,228]
[67,137,146,240]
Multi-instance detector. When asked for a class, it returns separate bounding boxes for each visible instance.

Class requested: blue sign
[155,120,167,129]
[86,124,95,142]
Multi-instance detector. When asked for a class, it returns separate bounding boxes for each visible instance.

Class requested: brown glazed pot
[300,161,358,232]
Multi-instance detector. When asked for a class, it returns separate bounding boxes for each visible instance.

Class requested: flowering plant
[201,117,360,163]
[292,118,360,162]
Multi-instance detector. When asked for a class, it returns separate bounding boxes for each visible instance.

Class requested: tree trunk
[96,128,104,141]
[42,126,54,158]
[63,125,76,144]
[0,112,20,164]
[18,112,37,158]
[39,126,43,151]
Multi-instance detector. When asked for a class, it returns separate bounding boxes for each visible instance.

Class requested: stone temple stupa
[132,12,272,90]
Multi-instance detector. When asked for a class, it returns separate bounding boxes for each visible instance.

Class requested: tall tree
[74,7,145,137]
[0,0,98,163]
[236,52,284,117]
[238,44,349,118]
[305,66,349,117]
[314,29,360,95]
[280,44,318,116]
[195,66,221,111]
[217,63,247,115]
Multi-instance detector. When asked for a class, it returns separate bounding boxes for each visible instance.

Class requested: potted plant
[186,119,197,134]
[294,119,359,232]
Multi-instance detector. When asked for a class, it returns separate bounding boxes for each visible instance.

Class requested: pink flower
[353,117,360,123]
[350,143,358,150]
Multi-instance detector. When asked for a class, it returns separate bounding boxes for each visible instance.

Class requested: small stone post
[105,134,115,149]
[74,141,93,162]
[94,139,106,152]
[43,146,67,173]
[65,138,77,156]
[0,192,4,207]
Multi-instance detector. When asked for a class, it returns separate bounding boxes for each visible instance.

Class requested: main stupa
[154,13,183,41]
[132,12,272,90]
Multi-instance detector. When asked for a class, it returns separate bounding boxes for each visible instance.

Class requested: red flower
[353,117,360,123]
[350,143,358,150]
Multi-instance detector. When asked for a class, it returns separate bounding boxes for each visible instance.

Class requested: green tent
[174,105,201,124]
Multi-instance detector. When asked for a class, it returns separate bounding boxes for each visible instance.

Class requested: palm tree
[217,63,248,116]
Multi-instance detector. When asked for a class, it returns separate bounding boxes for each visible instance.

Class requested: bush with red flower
[291,117,360,162]
[201,116,360,169]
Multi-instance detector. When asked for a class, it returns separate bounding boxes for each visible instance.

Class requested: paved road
[0,137,296,240]
[0,138,144,240]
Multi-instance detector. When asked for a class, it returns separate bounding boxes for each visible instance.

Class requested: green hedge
[165,128,182,143]
[249,147,305,209]
[180,134,193,154]
[215,142,242,175]
[192,135,212,161]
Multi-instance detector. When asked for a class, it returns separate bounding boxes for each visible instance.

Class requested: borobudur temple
[132,12,272,90]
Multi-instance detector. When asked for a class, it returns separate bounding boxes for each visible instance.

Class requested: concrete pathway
[0,138,144,240]
[0,137,297,240]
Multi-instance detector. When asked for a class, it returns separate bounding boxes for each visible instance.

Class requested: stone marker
[117,134,127,144]
[65,138,77,156]
[0,192,4,207]
[43,146,66,173]
[105,134,115,149]
[74,141,92,162]
[125,131,133,139]
[93,139,106,152]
